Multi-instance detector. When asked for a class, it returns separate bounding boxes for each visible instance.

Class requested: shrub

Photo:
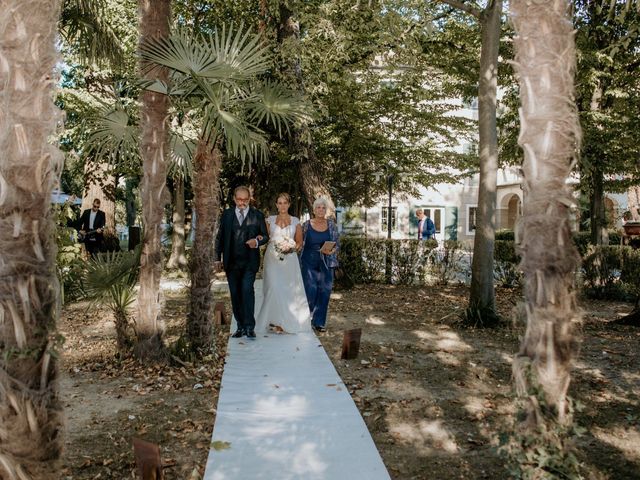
[572,231,591,257]
[494,239,519,264]
[428,240,468,285]
[582,245,638,301]
[495,229,515,241]
[494,261,523,288]
[573,230,623,257]
[338,237,438,286]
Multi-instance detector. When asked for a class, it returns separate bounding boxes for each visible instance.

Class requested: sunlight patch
[366,315,386,325]
[594,427,640,461]
[389,419,459,454]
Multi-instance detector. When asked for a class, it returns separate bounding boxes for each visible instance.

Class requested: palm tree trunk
[0,1,64,477]
[468,0,502,315]
[135,0,172,360]
[277,2,333,214]
[187,138,222,351]
[167,176,187,270]
[511,0,581,426]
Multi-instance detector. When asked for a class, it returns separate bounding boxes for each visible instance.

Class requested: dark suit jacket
[215,207,269,272]
[78,208,106,234]
[418,217,436,240]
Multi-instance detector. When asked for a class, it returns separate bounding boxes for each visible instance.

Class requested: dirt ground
[60,284,640,479]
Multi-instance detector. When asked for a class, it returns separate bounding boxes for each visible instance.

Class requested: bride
[255,193,311,334]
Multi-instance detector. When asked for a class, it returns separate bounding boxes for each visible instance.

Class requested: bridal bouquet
[274,236,297,261]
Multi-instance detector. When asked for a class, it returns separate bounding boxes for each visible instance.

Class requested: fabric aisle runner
[203,280,390,480]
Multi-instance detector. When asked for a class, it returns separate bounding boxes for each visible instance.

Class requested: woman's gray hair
[313,197,330,210]
[313,196,335,218]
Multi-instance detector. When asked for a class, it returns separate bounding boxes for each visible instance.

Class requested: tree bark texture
[589,164,608,245]
[125,177,138,227]
[468,0,502,313]
[166,176,187,270]
[135,0,171,359]
[0,1,65,477]
[510,0,582,423]
[277,3,333,215]
[187,139,222,351]
[587,82,608,245]
[627,186,640,221]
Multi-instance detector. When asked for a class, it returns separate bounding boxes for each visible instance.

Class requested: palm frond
[204,24,272,81]
[140,29,213,77]
[246,81,312,137]
[140,25,271,85]
[60,0,124,68]
[82,248,141,312]
[202,103,268,166]
[169,130,196,180]
[85,100,140,168]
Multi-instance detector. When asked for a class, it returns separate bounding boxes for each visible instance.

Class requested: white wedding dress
[255,216,312,334]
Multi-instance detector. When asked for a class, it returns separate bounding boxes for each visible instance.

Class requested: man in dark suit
[78,198,106,257]
[416,208,436,240]
[214,186,269,339]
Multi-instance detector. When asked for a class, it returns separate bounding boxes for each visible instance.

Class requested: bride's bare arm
[295,223,303,249]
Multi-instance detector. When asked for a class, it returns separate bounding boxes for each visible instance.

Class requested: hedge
[338,236,441,286]
[336,235,639,298]
[582,245,640,301]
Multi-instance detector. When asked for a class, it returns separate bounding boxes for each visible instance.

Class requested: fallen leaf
[210,441,231,451]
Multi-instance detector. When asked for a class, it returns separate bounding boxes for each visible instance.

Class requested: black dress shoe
[232,329,245,338]
[246,329,256,338]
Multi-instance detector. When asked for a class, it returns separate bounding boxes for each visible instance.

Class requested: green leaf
[210,440,231,451]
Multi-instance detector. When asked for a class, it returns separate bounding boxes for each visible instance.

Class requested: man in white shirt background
[78,198,106,257]
[415,208,436,240]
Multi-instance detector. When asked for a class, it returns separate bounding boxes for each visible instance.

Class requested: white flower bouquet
[274,236,297,260]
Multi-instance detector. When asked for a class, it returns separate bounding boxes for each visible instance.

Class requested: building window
[467,205,477,235]
[463,97,479,110]
[381,207,397,231]
[464,142,478,155]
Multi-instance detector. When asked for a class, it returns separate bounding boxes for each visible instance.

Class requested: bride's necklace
[275,214,290,228]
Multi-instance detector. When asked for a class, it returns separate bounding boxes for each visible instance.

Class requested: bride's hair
[276,192,291,203]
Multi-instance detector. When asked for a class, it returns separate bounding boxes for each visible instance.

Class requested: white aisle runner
[203,281,390,480]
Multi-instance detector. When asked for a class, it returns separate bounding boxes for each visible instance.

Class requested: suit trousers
[226,265,257,332]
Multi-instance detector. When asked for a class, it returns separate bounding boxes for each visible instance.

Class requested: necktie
[418,219,423,237]
[239,209,245,224]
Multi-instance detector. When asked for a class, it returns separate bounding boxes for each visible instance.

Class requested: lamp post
[387,173,394,239]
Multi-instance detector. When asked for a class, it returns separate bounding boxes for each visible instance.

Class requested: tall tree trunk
[590,165,608,245]
[511,0,581,432]
[187,138,222,351]
[135,0,171,360]
[628,185,640,221]
[125,177,138,227]
[588,82,608,245]
[167,176,187,270]
[468,0,502,315]
[82,160,116,230]
[277,3,333,214]
[0,1,64,477]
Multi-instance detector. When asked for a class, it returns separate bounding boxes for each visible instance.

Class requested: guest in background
[415,208,436,240]
[78,198,106,257]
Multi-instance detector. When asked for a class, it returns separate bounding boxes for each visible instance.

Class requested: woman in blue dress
[300,197,340,333]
